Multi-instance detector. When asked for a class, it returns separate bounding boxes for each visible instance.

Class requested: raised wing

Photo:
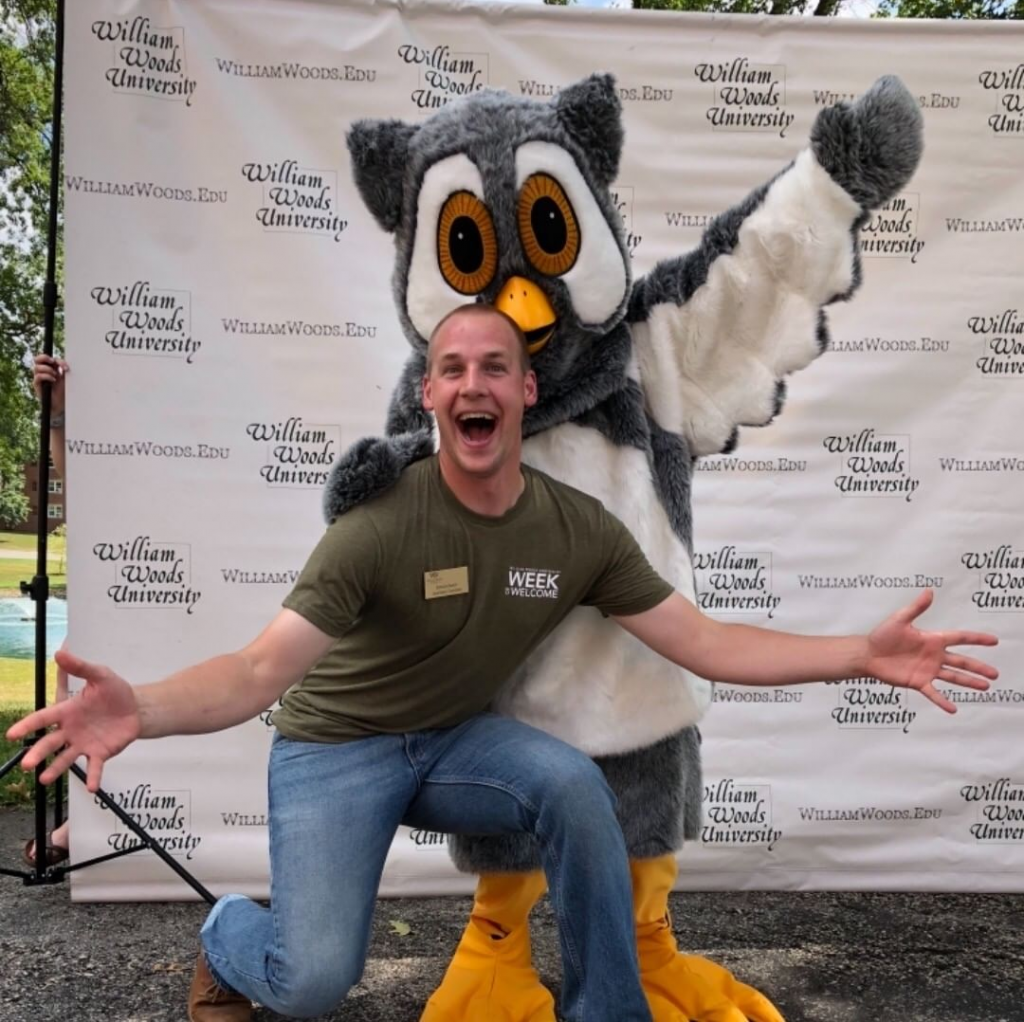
[628,76,923,457]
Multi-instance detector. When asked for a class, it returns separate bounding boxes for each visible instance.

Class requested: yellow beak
[494,277,557,354]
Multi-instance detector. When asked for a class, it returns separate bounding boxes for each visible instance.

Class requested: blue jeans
[200,714,652,1021]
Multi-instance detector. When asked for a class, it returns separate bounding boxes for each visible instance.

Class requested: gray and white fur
[325,73,923,868]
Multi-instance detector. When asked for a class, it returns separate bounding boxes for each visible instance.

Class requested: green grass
[0,558,65,592]
[0,565,65,598]
[0,529,65,554]
[0,531,42,554]
[0,532,70,805]
[0,657,57,806]
[0,656,57,705]
[0,530,67,595]
[0,709,36,806]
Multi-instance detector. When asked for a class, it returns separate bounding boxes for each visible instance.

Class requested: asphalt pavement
[1,807,1021,1022]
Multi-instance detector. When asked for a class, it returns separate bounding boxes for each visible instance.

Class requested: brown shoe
[187,949,253,1021]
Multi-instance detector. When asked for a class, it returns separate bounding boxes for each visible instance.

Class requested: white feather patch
[406,154,488,341]
[515,141,627,326]
[493,424,712,756]
[634,148,861,456]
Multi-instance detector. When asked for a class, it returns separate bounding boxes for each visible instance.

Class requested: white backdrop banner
[63,0,1024,900]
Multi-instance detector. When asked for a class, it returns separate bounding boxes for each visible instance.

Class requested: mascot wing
[628,75,923,457]
[323,353,432,523]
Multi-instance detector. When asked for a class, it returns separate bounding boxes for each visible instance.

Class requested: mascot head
[346,74,634,413]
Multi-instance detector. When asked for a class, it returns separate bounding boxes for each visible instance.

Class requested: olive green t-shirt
[273,456,673,742]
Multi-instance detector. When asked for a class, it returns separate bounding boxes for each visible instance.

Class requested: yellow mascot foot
[421,871,556,1022]
[641,952,785,1022]
[421,920,556,1022]
[632,856,786,1022]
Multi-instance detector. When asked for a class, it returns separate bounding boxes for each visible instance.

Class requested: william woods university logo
[246,417,341,488]
[92,536,202,614]
[694,58,793,138]
[91,281,201,364]
[241,161,347,241]
[693,547,780,619]
[396,44,488,110]
[702,779,782,851]
[962,544,1024,612]
[823,428,921,502]
[961,778,1024,843]
[968,308,1024,377]
[91,17,198,106]
[977,63,1024,136]
[827,677,916,734]
[858,194,925,264]
[99,784,202,859]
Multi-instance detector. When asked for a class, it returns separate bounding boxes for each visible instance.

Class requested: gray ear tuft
[554,73,623,189]
[346,119,417,232]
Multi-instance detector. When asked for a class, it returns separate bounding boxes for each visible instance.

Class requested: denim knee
[268,954,361,1018]
[538,753,619,827]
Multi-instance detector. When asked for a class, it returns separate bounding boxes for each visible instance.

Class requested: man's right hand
[5,649,141,792]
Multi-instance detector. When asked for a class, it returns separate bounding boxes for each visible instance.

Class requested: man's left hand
[864,589,999,712]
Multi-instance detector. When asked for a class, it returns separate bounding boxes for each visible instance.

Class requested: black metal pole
[20,0,66,886]
[38,0,64,880]
[68,765,216,904]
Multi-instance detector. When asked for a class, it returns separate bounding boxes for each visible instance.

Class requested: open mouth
[524,322,556,354]
[456,412,498,445]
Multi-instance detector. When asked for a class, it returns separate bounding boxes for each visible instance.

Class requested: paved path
[1,807,1021,1022]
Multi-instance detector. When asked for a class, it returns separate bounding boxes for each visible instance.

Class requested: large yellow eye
[517,173,580,277]
[437,191,498,295]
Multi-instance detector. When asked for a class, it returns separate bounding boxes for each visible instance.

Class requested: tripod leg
[0,746,29,780]
[0,745,64,883]
[54,771,65,828]
[68,763,217,904]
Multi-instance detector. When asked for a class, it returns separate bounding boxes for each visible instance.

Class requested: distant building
[16,457,65,534]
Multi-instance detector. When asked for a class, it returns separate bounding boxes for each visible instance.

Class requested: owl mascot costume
[324,73,922,1022]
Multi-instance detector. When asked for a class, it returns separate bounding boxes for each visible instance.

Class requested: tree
[0,480,29,528]
[0,0,60,529]
[877,0,1022,15]
[627,0,1022,13]
[629,0,846,14]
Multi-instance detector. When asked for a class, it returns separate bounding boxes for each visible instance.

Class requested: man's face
[422,313,538,480]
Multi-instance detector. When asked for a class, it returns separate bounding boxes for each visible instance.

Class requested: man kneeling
[9,305,998,1021]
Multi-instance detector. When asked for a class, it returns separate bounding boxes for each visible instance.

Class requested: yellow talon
[421,871,556,1022]
[632,856,786,1022]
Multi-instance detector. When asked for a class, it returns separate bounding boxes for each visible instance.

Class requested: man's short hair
[426,304,531,372]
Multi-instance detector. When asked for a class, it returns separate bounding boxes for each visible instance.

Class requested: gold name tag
[424,566,469,600]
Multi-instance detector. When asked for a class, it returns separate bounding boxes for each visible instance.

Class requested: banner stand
[0,0,215,905]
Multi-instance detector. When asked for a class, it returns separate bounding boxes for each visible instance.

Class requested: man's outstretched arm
[612,588,998,713]
[6,609,335,791]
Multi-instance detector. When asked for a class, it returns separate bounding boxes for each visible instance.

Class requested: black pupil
[450,216,484,273]
[532,197,566,254]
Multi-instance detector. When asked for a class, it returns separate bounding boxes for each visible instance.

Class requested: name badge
[424,566,469,600]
